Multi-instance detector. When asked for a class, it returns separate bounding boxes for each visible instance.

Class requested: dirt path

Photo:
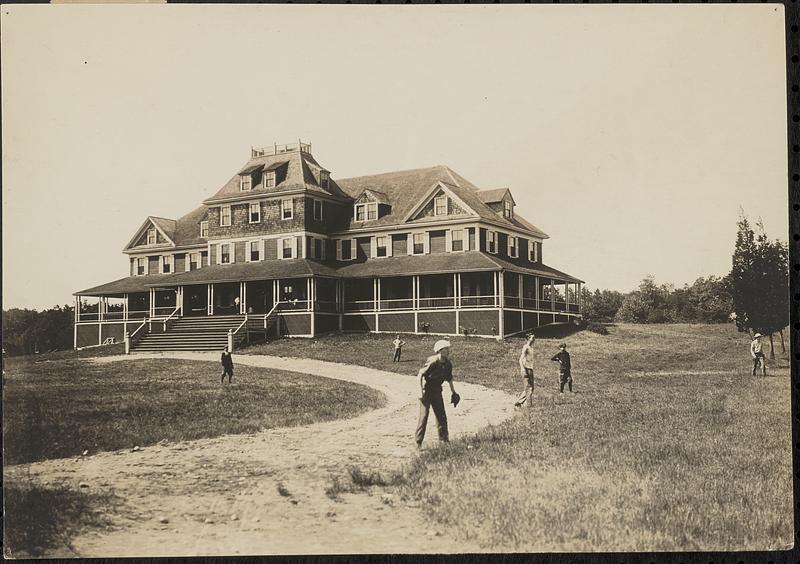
[7,352,515,556]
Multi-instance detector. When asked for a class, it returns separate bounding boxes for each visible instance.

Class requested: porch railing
[77,309,148,322]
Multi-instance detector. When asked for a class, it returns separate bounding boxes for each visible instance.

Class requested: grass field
[245,324,793,551]
[3,355,386,465]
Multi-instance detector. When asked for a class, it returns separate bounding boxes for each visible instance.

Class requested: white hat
[753,333,762,339]
[433,339,451,353]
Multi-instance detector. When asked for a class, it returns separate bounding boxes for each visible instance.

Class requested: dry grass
[3,356,385,465]
[246,324,793,551]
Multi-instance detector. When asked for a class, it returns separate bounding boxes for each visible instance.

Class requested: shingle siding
[206,197,305,239]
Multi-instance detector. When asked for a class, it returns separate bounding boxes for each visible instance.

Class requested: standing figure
[221,346,234,384]
[514,333,536,408]
[751,333,766,376]
[415,339,459,449]
[392,334,406,363]
[550,343,572,393]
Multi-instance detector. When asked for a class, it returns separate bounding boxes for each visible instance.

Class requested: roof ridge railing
[251,140,311,159]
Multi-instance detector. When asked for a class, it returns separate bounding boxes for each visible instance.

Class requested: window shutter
[321,240,327,261]
[185,255,191,272]
[386,237,393,257]
[370,237,377,259]
[259,239,265,261]
[291,237,298,259]
[336,240,342,261]
[445,230,452,253]
[217,245,222,265]
[424,232,430,254]
[245,243,251,263]
[350,239,357,261]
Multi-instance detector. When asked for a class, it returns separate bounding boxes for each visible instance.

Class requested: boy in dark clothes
[221,346,234,384]
[550,343,572,393]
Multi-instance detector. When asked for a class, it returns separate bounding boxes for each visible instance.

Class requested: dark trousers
[559,370,572,393]
[752,353,766,376]
[415,392,448,445]
[393,348,402,362]
[221,366,233,383]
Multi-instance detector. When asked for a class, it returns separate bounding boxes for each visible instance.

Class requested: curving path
[7,352,516,557]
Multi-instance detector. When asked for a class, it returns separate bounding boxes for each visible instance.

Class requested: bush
[586,322,608,335]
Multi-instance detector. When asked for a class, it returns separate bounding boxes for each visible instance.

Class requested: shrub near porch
[244,324,792,551]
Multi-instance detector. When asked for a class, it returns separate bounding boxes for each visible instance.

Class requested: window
[312,238,324,260]
[263,170,276,188]
[220,243,232,264]
[313,199,323,221]
[240,174,252,191]
[188,252,200,271]
[412,233,426,255]
[451,229,465,252]
[161,255,173,274]
[354,202,378,222]
[220,205,231,227]
[528,241,539,262]
[147,228,157,245]
[504,200,513,219]
[248,240,261,262]
[281,237,295,259]
[508,236,518,258]
[249,202,261,224]
[319,170,329,189]
[434,195,448,216]
[135,257,147,276]
[487,231,497,254]
[200,221,208,238]
[281,198,293,220]
[376,236,389,258]
[338,239,355,261]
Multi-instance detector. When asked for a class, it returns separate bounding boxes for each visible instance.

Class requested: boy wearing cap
[550,343,572,393]
[751,333,766,376]
[514,333,536,408]
[415,339,459,448]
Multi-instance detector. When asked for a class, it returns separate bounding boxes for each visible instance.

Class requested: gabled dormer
[404,182,477,223]
[477,188,516,220]
[123,216,176,252]
[353,189,391,223]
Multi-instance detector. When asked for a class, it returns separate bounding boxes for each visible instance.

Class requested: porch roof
[486,254,584,284]
[146,259,339,287]
[74,274,165,297]
[336,251,500,279]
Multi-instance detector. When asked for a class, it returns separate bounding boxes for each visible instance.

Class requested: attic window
[319,170,329,189]
[147,228,157,245]
[504,200,513,219]
[355,202,378,222]
[434,195,448,216]
[240,175,252,191]
[200,221,208,238]
[263,170,276,188]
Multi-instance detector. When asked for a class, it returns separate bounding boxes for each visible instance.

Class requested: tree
[615,276,672,323]
[580,288,624,322]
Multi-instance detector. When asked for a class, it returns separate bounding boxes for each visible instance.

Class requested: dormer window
[147,228,157,245]
[200,221,208,238]
[434,195,448,216]
[319,170,329,189]
[504,200,514,219]
[220,205,232,227]
[355,202,378,222]
[240,174,252,191]
[249,202,261,224]
[263,170,276,188]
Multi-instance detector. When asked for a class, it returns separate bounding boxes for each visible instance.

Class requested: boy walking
[550,343,572,393]
[415,339,460,449]
[751,333,766,376]
[221,346,234,384]
[392,334,406,362]
[514,333,536,408]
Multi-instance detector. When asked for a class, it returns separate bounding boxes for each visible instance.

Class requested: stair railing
[125,318,149,354]
[230,314,249,351]
[163,306,181,332]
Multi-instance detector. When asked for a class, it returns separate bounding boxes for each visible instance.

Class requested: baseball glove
[451,392,461,407]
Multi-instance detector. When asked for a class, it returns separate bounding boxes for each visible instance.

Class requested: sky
[1,4,788,310]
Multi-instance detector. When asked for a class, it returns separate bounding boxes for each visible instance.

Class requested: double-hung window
[161,255,174,274]
[200,221,208,238]
[338,239,355,261]
[319,170,329,189]
[412,233,426,255]
[249,240,262,262]
[508,236,518,258]
[263,170,276,188]
[135,257,147,276]
[376,236,389,258]
[313,199,323,221]
[451,229,465,252]
[504,200,514,219]
[147,228,157,245]
[354,202,377,222]
[249,202,261,224]
[281,237,295,259]
[188,252,200,271]
[434,195,448,216]
[487,231,498,254]
[219,243,232,264]
[281,198,293,220]
[220,206,232,227]
[240,174,252,191]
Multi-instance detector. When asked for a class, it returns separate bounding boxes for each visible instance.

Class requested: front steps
[132,315,246,352]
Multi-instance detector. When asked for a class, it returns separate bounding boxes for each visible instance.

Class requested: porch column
[534,277,540,310]
[413,275,419,334]
[456,273,462,309]
[239,281,246,314]
[310,278,316,335]
[376,278,381,311]
[74,296,79,349]
[149,288,156,317]
[498,271,505,338]
[518,273,523,309]
[208,284,214,315]
[550,279,556,312]
[273,279,279,308]
[493,272,498,307]
[338,279,344,330]
[123,293,129,320]
[177,287,183,315]
[75,296,80,323]
[578,282,583,314]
